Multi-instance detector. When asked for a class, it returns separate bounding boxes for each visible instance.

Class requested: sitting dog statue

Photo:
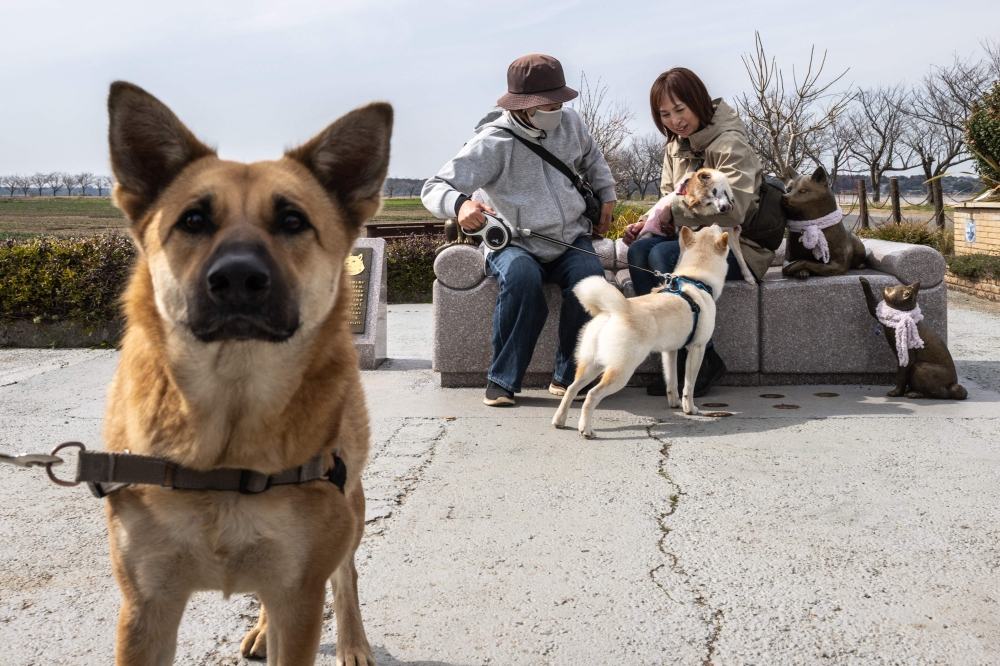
[782,166,866,278]
[859,277,967,400]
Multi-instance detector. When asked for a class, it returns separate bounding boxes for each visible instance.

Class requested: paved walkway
[1,299,999,665]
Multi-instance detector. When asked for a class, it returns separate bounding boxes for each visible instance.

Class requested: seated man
[422,54,616,406]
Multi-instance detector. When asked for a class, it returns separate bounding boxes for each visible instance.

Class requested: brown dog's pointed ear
[698,170,711,181]
[679,226,695,249]
[286,102,393,228]
[108,81,216,222]
[812,166,828,183]
[716,231,729,252]
[909,280,921,293]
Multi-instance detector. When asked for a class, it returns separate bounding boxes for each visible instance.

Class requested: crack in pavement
[362,417,450,536]
[646,422,725,666]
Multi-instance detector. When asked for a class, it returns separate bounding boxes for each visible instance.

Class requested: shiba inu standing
[103,82,391,665]
[553,226,732,438]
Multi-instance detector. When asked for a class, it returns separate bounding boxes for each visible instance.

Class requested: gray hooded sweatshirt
[421,108,616,262]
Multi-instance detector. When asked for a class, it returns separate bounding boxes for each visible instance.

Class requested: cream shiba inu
[553,226,732,437]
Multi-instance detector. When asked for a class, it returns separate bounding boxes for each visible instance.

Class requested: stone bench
[431,236,947,387]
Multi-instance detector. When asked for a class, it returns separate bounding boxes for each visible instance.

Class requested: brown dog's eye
[178,209,209,234]
[278,211,310,235]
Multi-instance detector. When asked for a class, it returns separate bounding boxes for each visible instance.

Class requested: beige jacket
[659,99,772,280]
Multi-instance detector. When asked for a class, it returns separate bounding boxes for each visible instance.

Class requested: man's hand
[458,200,496,231]
[594,200,615,236]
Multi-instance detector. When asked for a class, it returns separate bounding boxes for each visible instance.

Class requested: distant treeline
[1,173,113,197]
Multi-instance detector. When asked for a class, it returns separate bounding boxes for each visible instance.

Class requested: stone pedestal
[350,238,387,369]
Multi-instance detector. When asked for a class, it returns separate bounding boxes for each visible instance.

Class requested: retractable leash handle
[462,212,512,251]
[522,228,670,280]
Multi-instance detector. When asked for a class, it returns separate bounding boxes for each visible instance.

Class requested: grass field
[0,196,439,238]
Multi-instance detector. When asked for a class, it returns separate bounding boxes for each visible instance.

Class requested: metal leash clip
[0,441,84,487]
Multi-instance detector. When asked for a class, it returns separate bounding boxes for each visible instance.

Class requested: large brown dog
[782,166,866,278]
[104,82,391,665]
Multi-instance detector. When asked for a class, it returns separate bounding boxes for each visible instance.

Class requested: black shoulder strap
[499,128,589,193]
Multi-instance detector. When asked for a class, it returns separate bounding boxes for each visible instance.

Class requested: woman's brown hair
[649,68,715,141]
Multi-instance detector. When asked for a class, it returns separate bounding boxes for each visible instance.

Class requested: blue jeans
[486,236,605,393]
[627,235,744,296]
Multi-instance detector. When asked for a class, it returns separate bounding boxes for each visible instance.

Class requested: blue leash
[661,276,714,348]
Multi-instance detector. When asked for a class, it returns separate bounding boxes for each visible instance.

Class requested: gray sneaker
[484,381,515,406]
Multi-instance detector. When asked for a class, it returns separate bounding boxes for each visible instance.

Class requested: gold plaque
[345,253,365,276]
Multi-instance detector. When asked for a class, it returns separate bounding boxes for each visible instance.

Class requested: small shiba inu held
[641,168,757,285]
[103,82,391,665]
[553,226,732,438]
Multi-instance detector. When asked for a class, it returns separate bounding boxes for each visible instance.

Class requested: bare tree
[0,175,14,196]
[405,179,425,198]
[28,172,49,197]
[13,175,31,196]
[848,84,914,202]
[620,133,665,200]
[737,32,853,183]
[903,85,969,207]
[807,111,857,189]
[571,72,634,158]
[56,172,75,196]
[94,175,114,196]
[914,44,1000,134]
[76,172,95,196]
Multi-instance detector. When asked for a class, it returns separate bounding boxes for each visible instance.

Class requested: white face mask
[529,108,562,131]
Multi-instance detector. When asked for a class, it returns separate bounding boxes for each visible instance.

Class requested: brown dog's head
[681,168,734,216]
[781,166,837,221]
[108,82,392,344]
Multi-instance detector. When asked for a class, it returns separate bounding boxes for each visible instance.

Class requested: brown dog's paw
[887,388,904,397]
[338,643,377,665]
[240,626,267,660]
[794,269,810,279]
[905,391,925,399]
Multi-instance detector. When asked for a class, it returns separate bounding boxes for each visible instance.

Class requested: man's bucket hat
[497,54,578,110]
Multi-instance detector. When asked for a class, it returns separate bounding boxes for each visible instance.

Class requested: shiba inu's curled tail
[574,275,627,317]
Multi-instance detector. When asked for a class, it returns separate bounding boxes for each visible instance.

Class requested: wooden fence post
[858,179,869,229]
[933,179,945,228]
[889,177,901,225]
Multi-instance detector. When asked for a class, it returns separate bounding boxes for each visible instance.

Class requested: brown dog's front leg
[115,592,190,666]
[240,603,268,659]
[259,581,327,666]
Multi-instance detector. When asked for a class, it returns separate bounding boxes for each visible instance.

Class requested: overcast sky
[2,0,998,179]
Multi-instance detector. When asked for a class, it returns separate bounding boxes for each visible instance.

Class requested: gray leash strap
[2,441,344,498]
[521,229,670,280]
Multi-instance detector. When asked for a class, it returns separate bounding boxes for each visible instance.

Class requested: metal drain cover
[703,411,733,417]
[773,404,800,410]
[813,392,839,398]
[702,402,729,408]
[760,393,785,399]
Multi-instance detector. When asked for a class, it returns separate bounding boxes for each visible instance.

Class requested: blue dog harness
[661,276,715,348]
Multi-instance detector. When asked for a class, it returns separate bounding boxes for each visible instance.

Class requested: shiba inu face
[684,168,734,216]
[107,82,392,345]
[782,166,837,221]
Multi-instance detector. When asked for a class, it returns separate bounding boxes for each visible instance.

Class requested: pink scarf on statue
[785,206,843,264]
[876,301,925,367]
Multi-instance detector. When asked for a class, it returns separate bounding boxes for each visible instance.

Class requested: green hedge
[0,233,443,329]
[948,253,1000,280]
[0,235,135,326]
[855,220,952,254]
[386,234,442,303]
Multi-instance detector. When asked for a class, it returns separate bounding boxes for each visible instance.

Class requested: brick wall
[945,272,1000,302]
[954,203,1000,256]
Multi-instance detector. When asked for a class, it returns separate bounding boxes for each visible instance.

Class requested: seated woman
[623,67,771,396]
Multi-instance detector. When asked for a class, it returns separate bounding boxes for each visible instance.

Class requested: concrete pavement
[1,300,999,665]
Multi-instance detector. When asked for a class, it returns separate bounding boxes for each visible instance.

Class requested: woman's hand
[623,220,645,246]
[595,201,615,236]
[458,200,496,231]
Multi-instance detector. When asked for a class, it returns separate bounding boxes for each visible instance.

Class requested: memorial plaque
[346,247,373,334]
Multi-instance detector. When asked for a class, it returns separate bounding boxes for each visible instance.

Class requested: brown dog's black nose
[206,251,271,305]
